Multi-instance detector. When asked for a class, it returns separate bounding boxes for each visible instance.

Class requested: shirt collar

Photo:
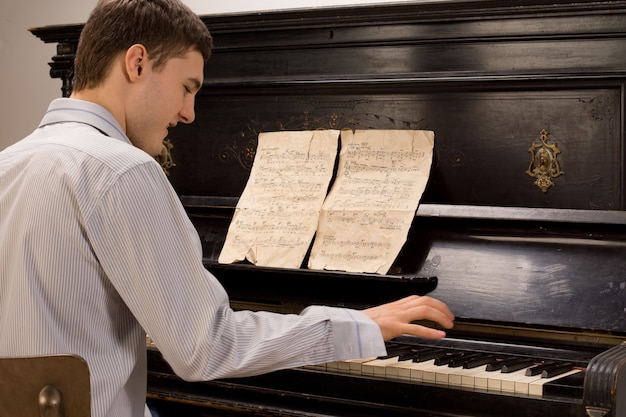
[39,98,131,145]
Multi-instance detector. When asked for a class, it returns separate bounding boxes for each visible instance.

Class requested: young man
[0,1,454,416]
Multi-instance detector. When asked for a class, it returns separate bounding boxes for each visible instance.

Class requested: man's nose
[179,98,196,124]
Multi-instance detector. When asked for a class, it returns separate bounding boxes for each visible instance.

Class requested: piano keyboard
[304,341,584,397]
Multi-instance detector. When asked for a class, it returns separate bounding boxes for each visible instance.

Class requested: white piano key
[449,365,490,388]
[513,373,544,395]
[347,357,378,375]
[325,361,341,372]
[361,357,400,377]
[404,359,438,382]
[468,361,518,391]
[419,360,445,384]
[474,373,489,391]
[500,369,536,393]
[336,359,353,374]
[446,368,465,387]
[334,358,363,374]
[467,366,495,391]
[431,364,460,385]
[385,359,416,381]
[486,368,529,392]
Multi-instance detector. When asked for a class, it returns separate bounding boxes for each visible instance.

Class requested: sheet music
[218,130,340,268]
[308,129,434,274]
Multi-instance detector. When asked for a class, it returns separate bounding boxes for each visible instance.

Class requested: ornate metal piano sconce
[156,138,176,175]
[525,129,564,192]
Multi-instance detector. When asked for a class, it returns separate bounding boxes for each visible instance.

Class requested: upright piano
[31,1,626,416]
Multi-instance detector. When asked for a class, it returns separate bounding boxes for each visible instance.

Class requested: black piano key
[464,354,497,369]
[434,352,465,366]
[397,347,433,361]
[485,362,504,372]
[381,345,420,360]
[448,352,484,368]
[485,356,518,372]
[410,349,450,363]
[541,362,574,378]
[502,358,537,373]
[525,360,558,376]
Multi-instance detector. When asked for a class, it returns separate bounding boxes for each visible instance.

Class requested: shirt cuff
[322,306,387,360]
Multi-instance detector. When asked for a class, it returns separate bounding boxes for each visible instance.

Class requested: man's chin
[146,139,167,158]
[136,146,160,158]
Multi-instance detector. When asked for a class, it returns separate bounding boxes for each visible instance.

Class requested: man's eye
[184,86,192,93]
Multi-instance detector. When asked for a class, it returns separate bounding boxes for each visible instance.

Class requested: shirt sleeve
[85,160,386,381]
[313,306,386,360]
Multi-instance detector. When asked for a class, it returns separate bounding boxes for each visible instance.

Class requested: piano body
[30,0,626,416]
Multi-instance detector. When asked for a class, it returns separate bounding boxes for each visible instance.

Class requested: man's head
[70,0,213,157]
[73,0,212,91]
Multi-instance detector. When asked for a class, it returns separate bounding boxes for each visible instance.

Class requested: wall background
[0,0,415,150]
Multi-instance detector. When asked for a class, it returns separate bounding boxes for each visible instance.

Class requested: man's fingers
[407,295,455,320]
[401,322,448,339]
[406,303,455,329]
[363,294,456,341]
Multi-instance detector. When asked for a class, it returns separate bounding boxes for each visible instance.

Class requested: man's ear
[125,44,149,82]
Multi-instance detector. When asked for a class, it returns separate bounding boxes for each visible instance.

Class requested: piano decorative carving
[526,129,565,193]
[155,138,175,176]
[49,42,76,98]
[31,0,626,416]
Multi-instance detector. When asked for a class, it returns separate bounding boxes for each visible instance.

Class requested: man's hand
[363,295,455,341]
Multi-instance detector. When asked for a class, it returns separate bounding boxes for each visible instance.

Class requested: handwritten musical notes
[219,129,434,274]
[308,129,434,274]
[218,130,340,268]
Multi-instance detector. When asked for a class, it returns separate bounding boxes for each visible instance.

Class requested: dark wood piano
[31,1,626,416]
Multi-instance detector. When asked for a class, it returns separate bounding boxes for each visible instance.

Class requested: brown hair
[73,0,213,91]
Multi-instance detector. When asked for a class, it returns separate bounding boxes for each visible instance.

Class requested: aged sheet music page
[308,129,434,274]
[218,130,340,268]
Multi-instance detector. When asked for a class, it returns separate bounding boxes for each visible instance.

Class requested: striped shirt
[0,98,386,417]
